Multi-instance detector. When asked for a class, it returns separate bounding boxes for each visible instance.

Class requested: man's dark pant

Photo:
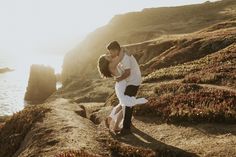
[122,85,139,130]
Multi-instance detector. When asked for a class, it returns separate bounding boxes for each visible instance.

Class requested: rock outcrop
[0,67,13,73]
[24,64,57,104]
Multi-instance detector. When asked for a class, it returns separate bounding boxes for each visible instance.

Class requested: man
[107,41,142,135]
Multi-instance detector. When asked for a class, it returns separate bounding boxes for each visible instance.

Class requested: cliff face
[61,0,236,84]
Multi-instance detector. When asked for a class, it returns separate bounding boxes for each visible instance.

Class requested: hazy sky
[0,0,218,56]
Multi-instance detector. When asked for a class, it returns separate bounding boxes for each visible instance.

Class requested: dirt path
[106,116,236,157]
[13,98,108,157]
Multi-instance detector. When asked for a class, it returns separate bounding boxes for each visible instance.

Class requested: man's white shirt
[118,53,142,86]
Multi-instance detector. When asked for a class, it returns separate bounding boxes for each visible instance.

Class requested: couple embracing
[97,41,148,136]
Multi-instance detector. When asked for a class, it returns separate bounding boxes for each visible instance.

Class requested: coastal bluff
[0,67,13,74]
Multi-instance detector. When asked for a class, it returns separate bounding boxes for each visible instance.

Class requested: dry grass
[55,150,101,157]
[105,82,236,124]
[0,105,50,157]
[144,42,236,87]
[135,83,236,123]
[183,44,236,88]
[141,22,236,80]
[0,115,11,123]
[106,140,156,157]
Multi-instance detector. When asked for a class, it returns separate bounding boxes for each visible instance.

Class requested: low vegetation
[0,105,50,157]
[107,140,156,157]
[183,44,236,88]
[144,42,236,87]
[135,83,236,123]
[55,150,101,157]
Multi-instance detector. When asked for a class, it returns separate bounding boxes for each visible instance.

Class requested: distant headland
[0,67,14,74]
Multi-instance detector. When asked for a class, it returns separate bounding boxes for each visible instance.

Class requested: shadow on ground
[110,125,199,157]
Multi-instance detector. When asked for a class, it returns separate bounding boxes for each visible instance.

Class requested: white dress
[109,65,148,129]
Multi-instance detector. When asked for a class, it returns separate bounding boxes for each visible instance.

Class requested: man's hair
[106,41,121,51]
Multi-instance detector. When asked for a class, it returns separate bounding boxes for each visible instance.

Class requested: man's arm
[116,53,132,82]
[116,69,130,82]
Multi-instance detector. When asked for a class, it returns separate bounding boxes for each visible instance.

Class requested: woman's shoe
[135,98,148,104]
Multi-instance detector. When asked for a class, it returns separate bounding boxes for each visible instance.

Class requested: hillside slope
[61,0,236,84]
[1,21,235,157]
[42,20,236,156]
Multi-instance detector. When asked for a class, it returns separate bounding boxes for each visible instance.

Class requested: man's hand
[115,77,123,82]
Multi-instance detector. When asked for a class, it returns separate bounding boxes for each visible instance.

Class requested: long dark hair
[97,55,112,78]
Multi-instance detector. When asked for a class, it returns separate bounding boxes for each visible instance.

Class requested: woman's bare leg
[113,110,123,132]
[105,117,112,128]
[106,104,122,129]
[114,104,122,114]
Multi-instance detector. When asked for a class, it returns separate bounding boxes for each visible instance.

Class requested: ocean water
[0,53,63,116]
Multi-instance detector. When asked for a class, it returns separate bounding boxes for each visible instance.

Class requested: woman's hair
[97,55,112,78]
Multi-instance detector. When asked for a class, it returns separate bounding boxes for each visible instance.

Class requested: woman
[97,51,147,133]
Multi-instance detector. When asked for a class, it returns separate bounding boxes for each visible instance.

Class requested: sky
[0,0,219,56]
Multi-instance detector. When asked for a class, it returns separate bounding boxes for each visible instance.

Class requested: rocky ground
[1,97,235,157]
